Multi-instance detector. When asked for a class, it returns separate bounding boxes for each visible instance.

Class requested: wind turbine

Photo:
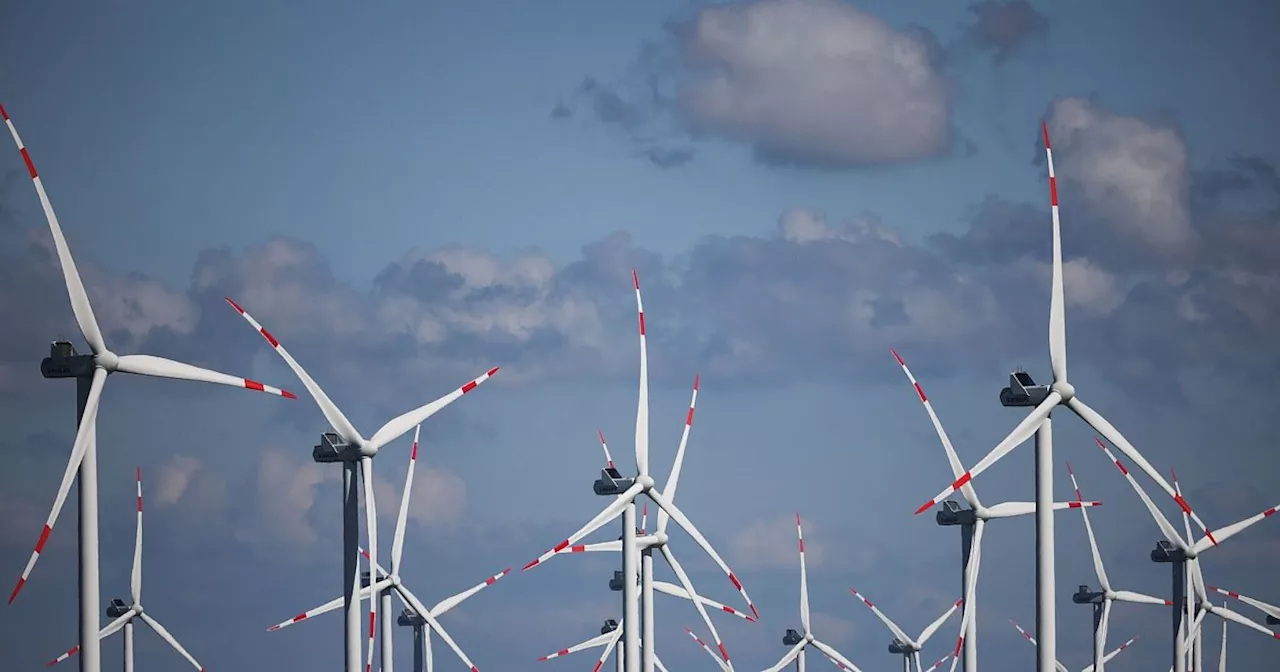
[765,515,863,672]
[1,104,295,672]
[45,469,206,671]
[547,379,755,669]
[226,299,497,672]
[1009,619,1137,672]
[1095,438,1280,670]
[263,426,506,672]
[536,617,673,672]
[848,588,961,671]
[1064,461,1171,671]
[521,270,755,672]
[890,348,1101,671]
[911,123,1223,672]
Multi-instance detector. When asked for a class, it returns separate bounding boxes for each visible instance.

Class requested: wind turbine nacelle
[782,629,803,646]
[609,570,628,592]
[40,341,96,379]
[888,638,909,654]
[313,432,361,463]
[594,469,635,496]
[601,619,619,634]
[1072,584,1104,604]
[360,571,373,589]
[1150,540,1186,563]
[106,598,130,618]
[398,608,425,627]
[1000,371,1050,407]
[936,499,977,526]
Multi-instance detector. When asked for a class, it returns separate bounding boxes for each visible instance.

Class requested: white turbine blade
[641,502,648,534]
[597,428,616,470]
[1112,590,1172,606]
[656,374,699,536]
[654,654,671,672]
[138,612,202,670]
[114,354,294,398]
[1067,462,1112,592]
[224,297,364,444]
[890,349,982,510]
[633,269,650,478]
[1009,619,1070,672]
[923,654,951,672]
[391,425,420,575]
[848,588,912,646]
[536,629,614,660]
[647,487,758,619]
[1209,603,1279,639]
[797,514,810,633]
[913,396,1058,516]
[917,598,964,646]
[9,366,106,604]
[1074,407,1210,534]
[1095,439,1188,550]
[395,584,480,670]
[131,466,143,604]
[766,641,806,672]
[661,544,731,665]
[1092,635,1137,671]
[948,519,985,661]
[653,581,755,621]
[428,568,511,617]
[359,547,392,579]
[367,367,499,451]
[1205,585,1280,620]
[914,651,924,672]
[266,578,389,631]
[685,627,731,672]
[44,610,134,666]
[1191,502,1279,555]
[558,539,624,554]
[1097,596,1113,670]
[595,619,626,668]
[1041,122,1067,384]
[1,105,106,354]
[1219,617,1227,672]
[362,456,379,672]
[522,481,644,571]
[980,500,1101,519]
[811,640,863,672]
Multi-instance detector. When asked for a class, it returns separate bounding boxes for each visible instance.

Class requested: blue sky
[2,0,1279,670]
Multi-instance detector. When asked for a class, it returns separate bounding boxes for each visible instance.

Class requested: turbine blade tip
[224,297,244,313]
[487,366,499,377]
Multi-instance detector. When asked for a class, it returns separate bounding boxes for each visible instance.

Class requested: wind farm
[2,2,1279,671]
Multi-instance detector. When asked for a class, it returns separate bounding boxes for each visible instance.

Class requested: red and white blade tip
[632,269,640,289]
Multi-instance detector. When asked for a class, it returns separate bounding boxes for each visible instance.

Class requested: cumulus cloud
[674,0,951,167]
[961,0,1050,62]
[234,450,331,558]
[372,464,469,531]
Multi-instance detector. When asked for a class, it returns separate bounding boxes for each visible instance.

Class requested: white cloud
[155,455,202,506]
[372,464,468,532]
[235,449,330,557]
[677,0,950,166]
[730,514,824,571]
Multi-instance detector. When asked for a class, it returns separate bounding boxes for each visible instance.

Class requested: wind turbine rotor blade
[641,503,647,534]
[1220,617,1227,672]
[536,629,615,661]
[44,610,135,667]
[657,373,699,536]
[1097,597,1113,669]
[797,514,810,632]
[923,654,951,672]
[949,519,984,660]
[766,641,806,672]
[523,481,644,571]
[113,354,295,398]
[810,640,863,672]
[265,579,388,631]
[1,105,107,355]
[367,367,499,451]
[131,466,143,604]
[137,612,202,670]
[890,349,982,510]
[1041,122,1068,384]
[224,297,364,444]
[914,395,1058,515]
[685,627,731,672]
[1010,618,1037,646]
[647,487,758,619]
[362,457,378,672]
[917,598,964,646]
[654,654,672,672]
[592,619,626,671]
[1112,590,1173,606]
[1209,603,1280,639]
[597,428,616,470]
[1205,585,1280,619]
[359,547,392,579]
[558,539,623,554]
[394,584,481,671]
[660,544,731,664]
[428,568,511,617]
[633,269,650,478]
[1098,635,1137,668]
[1095,439,1188,550]
[914,651,924,672]
[1075,406,1211,534]
[847,588,912,646]
[653,581,755,621]
[391,425,420,575]
[9,366,106,604]
[1191,502,1279,555]
[1067,462,1112,592]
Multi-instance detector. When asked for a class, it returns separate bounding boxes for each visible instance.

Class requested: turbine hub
[637,475,655,489]
[390,575,402,587]
[1052,380,1076,402]
[132,604,144,615]
[95,350,119,372]
[654,532,669,546]
[805,632,815,643]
